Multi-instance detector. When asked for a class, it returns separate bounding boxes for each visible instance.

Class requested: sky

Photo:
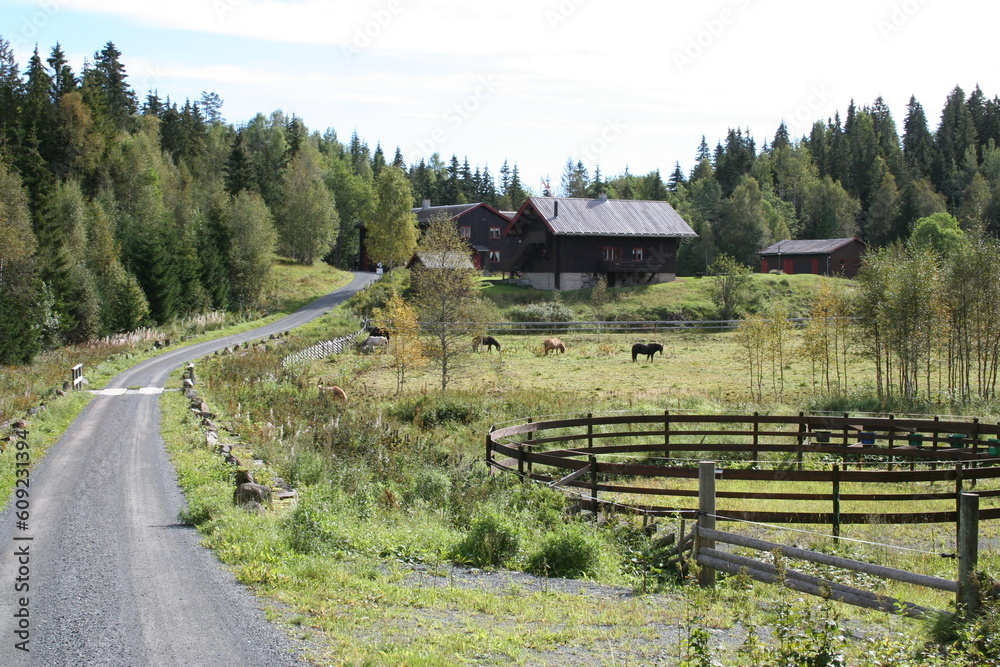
[2,0,997,195]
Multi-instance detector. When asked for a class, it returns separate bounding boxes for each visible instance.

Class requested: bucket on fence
[908,433,924,447]
[988,439,1000,456]
[860,432,876,445]
[814,430,831,443]
[948,434,966,448]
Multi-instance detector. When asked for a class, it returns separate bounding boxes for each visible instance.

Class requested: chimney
[599,191,608,202]
[421,199,431,209]
[554,200,559,218]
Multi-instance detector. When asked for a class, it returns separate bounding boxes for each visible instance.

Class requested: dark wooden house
[502,195,697,290]
[413,201,514,273]
[758,238,867,278]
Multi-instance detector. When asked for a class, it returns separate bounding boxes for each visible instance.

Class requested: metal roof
[412,203,479,223]
[758,238,862,255]
[525,197,697,237]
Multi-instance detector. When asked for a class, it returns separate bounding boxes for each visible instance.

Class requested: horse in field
[631,342,663,362]
[473,335,501,352]
[367,326,390,341]
[543,338,566,355]
[361,336,388,354]
[318,382,348,402]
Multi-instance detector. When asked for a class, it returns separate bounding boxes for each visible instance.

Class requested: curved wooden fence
[486,412,1000,528]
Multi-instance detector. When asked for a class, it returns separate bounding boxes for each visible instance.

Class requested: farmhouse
[502,195,697,290]
[758,238,867,278]
[413,201,515,273]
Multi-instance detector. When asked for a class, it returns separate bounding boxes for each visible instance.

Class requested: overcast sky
[3,0,996,194]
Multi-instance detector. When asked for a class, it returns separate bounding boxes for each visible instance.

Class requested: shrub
[507,301,575,323]
[527,522,608,579]
[453,507,520,567]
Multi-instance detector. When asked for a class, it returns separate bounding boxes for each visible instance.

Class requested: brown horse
[543,338,566,355]
[473,335,501,352]
[318,382,348,402]
[631,342,663,362]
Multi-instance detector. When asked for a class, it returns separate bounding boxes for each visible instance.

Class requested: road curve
[0,272,378,666]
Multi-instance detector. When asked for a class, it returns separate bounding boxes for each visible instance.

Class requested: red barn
[758,238,868,278]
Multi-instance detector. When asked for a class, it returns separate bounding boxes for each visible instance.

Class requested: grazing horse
[367,326,390,341]
[318,382,348,402]
[361,335,388,354]
[542,338,566,355]
[631,342,663,362]
[473,335,501,352]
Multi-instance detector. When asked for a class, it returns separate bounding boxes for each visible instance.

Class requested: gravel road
[0,273,377,666]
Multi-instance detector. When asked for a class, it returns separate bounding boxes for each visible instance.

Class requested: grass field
[164,273,1000,666]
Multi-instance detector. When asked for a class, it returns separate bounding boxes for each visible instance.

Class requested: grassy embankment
[161,270,1000,666]
[0,260,353,509]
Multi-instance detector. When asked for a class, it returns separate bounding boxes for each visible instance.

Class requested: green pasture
[163,293,1000,666]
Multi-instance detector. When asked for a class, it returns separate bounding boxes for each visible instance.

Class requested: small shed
[758,238,867,278]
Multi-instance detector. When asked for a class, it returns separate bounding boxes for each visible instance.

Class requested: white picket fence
[281,328,368,367]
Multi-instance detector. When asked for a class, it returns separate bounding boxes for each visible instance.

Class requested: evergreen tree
[506,163,529,208]
[0,37,22,154]
[772,122,791,151]
[47,43,77,102]
[83,41,137,130]
[371,142,386,177]
[199,91,223,124]
[667,161,687,192]
[224,129,256,197]
[933,86,978,206]
[903,95,934,179]
[714,128,756,196]
[0,161,42,363]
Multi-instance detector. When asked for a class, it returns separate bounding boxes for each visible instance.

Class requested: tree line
[3,36,1000,368]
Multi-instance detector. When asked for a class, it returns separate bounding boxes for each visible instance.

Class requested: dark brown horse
[631,342,663,362]
[473,335,501,352]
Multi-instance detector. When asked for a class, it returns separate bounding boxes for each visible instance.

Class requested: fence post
[664,409,670,460]
[957,492,980,616]
[517,444,525,480]
[887,414,895,471]
[797,411,805,471]
[955,462,964,544]
[187,363,196,386]
[697,461,717,588]
[589,454,599,513]
[587,413,594,451]
[71,364,84,391]
[832,464,841,542]
[752,411,759,464]
[486,426,494,468]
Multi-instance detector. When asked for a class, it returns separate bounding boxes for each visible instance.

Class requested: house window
[459,226,471,239]
[601,247,622,261]
[489,227,501,239]
[631,247,643,261]
[489,250,500,263]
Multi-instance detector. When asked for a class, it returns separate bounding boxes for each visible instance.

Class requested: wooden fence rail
[486,412,1000,528]
[281,327,368,367]
[693,457,981,617]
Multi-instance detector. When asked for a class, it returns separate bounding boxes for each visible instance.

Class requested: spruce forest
[2,38,999,366]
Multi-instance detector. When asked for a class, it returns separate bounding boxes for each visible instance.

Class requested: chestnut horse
[318,382,348,402]
[543,338,566,355]
[631,342,663,362]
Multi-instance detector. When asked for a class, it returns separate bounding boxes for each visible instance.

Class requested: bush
[282,503,344,555]
[453,507,520,567]
[507,301,575,323]
[527,523,608,579]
